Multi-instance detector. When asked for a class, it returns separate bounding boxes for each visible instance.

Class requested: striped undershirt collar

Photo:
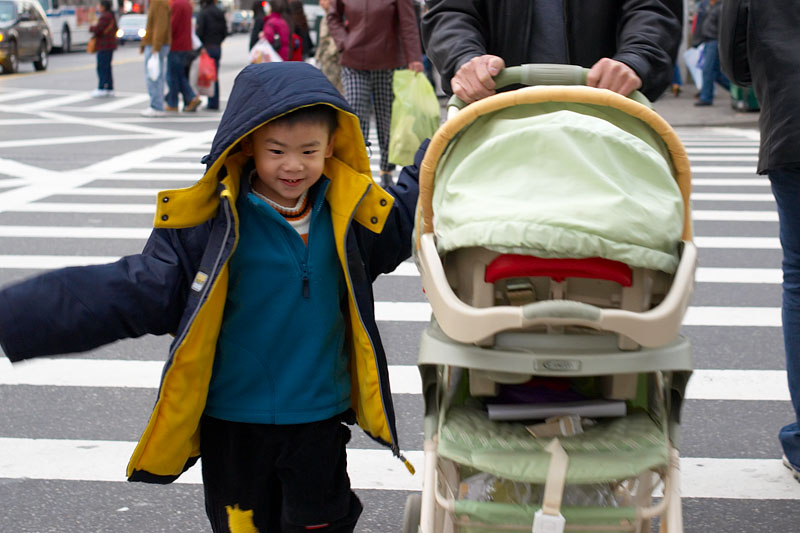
[249,170,311,221]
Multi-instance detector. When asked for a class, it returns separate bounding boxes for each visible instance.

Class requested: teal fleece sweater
[204,179,351,424]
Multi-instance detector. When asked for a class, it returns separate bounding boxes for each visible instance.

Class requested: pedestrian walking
[313,0,343,93]
[695,0,730,106]
[327,0,424,188]
[166,0,202,113]
[89,0,117,98]
[249,0,265,50]
[0,61,425,533]
[139,0,171,117]
[261,0,293,61]
[196,0,227,111]
[289,0,313,60]
[421,0,682,103]
[720,0,800,483]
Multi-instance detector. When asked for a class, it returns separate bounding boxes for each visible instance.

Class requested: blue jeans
[96,49,113,90]
[204,45,221,109]
[698,39,730,103]
[144,45,169,111]
[772,169,800,467]
[166,50,196,108]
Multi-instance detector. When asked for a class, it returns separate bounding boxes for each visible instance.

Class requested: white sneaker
[140,107,166,118]
[91,89,107,98]
[105,90,115,98]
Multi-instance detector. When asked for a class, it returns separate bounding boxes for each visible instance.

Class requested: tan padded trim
[417,87,693,248]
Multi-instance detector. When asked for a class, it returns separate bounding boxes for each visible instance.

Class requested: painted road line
[138,162,205,170]
[0,255,119,268]
[7,203,155,214]
[53,188,162,196]
[692,179,767,186]
[0,89,46,103]
[690,156,759,162]
[0,358,789,401]
[691,193,774,202]
[0,134,157,150]
[693,237,780,249]
[692,210,777,222]
[690,166,757,174]
[686,148,760,154]
[4,93,94,112]
[372,302,783,326]
[0,438,796,498]
[0,227,152,239]
[90,94,151,112]
[695,267,781,283]
[97,173,200,181]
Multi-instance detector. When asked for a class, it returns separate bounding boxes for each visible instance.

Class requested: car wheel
[33,41,48,71]
[2,40,18,74]
[61,26,71,53]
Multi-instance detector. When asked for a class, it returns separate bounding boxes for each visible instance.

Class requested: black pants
[200,414,362,532]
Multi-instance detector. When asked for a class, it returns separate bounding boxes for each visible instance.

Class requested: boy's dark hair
[274,104,338,138]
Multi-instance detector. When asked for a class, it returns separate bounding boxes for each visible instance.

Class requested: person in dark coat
[720,0,800,483]
[196,0,228,110]
[249,0,265,50]
[89,0,117,97]
[421,0,682,103]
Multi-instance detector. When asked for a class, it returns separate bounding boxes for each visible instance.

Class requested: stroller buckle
[532,509,566,533]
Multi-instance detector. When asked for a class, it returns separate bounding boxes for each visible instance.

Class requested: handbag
[87,36,97,54]
[196,50,217,95]
[249,38,283,63]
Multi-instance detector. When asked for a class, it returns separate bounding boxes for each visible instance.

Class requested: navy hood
[203,62,370,176]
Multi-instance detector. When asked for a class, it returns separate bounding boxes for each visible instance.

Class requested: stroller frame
[406,65,694,533]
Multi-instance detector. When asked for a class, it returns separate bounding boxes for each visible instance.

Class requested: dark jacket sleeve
[421,0,487,95]
[0,229,190,362]
[613,0,682,101]
[359,139,427,280]
[718,0,751,86]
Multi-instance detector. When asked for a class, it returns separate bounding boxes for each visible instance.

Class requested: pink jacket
[263,12,290,61]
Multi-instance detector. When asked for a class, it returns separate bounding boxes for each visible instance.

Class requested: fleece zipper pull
[302,274,310,299]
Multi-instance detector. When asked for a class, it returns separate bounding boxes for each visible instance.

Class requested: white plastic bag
[250,38,283,64]
[683,43,704,91]
[146,53,160,82]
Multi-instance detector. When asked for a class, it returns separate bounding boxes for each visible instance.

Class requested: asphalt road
[0,34,798,532]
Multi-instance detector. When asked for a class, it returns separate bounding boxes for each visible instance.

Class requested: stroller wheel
[401,493,422,533]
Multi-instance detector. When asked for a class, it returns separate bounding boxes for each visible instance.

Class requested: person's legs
[200,416,282,532]
[342,65,372,144]
[166,51,182,109]
[174,51,199,109]
[770,169,800,470]
[279,415,362,532]
[206,46,221,110]
[698,39,719,104]
[371,68,395,176]
[144,46,160,109]
[97,50,112,90]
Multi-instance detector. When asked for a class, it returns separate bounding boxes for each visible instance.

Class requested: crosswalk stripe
[691,166,757,174]
[373,302,783,326]
[94,173,200,181]
[691,192,774,202]
[692,178,767,186]
[0,437,795,498]
[0,134,157,149]
[690,156,758,162]
[0,89,46,103]
[0,227,151,239]
[5,93,94,111]
[7,203,156,214]
[90,94,150,112]
[693,237,780,249]
[693,210,777,221]
[138,162,205,170]
[45,188,162,196]
[686,148,759,154]
[0,255,779,283]
[0,358,789,401]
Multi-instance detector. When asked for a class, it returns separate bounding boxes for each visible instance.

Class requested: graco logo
[537,359,581,372]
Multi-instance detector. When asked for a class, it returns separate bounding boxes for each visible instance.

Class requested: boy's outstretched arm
[362,139,429,280]
[0,228,192,362]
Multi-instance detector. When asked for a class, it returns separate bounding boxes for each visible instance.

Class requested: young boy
[0,62,425,532]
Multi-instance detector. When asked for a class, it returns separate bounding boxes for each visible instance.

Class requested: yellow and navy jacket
[0,62,423,483]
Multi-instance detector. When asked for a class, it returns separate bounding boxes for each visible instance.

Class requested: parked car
[229,10,252,34]
[0,0,51,73]
[116,13,146,44]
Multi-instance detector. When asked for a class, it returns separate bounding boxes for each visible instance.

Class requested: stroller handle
[446,64,650,110]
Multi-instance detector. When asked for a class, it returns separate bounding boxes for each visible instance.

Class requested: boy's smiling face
[241,120,335,207]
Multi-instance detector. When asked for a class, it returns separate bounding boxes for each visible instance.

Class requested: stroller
[403,65,696,533]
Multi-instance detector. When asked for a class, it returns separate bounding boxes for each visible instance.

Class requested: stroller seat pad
[438,406,669,484]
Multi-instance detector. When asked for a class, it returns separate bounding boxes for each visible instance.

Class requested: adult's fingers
[452,55,505,103]
[587,58,642,96]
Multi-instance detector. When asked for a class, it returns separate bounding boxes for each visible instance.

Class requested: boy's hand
[586,58,642,96]
[451,54,505,103]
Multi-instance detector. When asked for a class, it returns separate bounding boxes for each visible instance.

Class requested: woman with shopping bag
[88,0,117,98]
[196,0,227,110]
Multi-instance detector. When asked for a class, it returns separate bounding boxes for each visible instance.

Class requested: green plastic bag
[389,70,440,166]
